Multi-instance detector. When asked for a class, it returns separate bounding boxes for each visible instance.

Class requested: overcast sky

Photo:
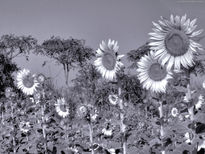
[0,0,205,87]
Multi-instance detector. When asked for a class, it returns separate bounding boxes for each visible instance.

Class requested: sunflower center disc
[23,75,35,88]
[111,96,117,102]
[59,104,67,112]
[165,30,189,57]
[148,63,167,81]
[102,52,116,70]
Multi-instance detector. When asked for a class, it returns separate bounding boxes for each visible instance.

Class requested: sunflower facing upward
[149,14,203,70]
[16,69,39,95]
[137,51,172,93]
[94,39,124,81]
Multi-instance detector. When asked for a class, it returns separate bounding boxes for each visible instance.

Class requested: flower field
[1,14,205,154]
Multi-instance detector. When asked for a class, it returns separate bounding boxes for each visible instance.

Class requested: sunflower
[55,98,69,118]
[36,73,46,83]
[16,69,39,95]
[137,52,172,93]
[171,107,178,117]
[5,87,13,98]
[108,94,118,105]
[33,92,41,104]
[94,39,124,81]
[149,14,203,70]
[77,105,88,119]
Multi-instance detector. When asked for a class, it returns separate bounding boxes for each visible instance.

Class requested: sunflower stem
[11,101,16,154]
[41,105,47,153]
[118,87,127,154]
[26,134,29,152]
[88,122,94,154]
[1,109,4,125]
[159,101,165,154]
[187,84,194,120]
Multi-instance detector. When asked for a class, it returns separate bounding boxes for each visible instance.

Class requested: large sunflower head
[55,98,69,118]
[137,51,172,93]
[94,39,124,81]
[16,69,39,95]
[149,14,203,70]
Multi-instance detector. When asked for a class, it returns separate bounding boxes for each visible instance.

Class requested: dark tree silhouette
[0,53,18,97]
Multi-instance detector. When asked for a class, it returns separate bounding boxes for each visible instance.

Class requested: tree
[127,42,150,69]
[0,34,37,61]
[0,53,18,97]
[35,36,94,85]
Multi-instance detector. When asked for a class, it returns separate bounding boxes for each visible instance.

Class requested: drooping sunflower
[137,52,172,93]
[55,98,69,118]
[16,69,39,95]
[94,39,124,81]
[149,14,203,70]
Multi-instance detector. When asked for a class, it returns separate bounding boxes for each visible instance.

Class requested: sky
[0,0,205,87]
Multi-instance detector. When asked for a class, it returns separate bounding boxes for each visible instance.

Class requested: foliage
[34,36,94,85]
[0,54,18,97]
[1,35,205,154]
[0,34,37,61]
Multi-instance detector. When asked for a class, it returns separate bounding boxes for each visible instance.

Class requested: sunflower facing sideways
[137,51,172,93]
[94,39,124,81]
[16,69,39,95]
[149,14,203,70]
[55,98,69,118]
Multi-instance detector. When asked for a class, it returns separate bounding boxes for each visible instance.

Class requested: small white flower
[185,132,193,144]
[102,128,113,136]
[91,114,98,122]
[198,140,205,151]
[108,148,116,154]
[19,121,31,133]
[185,114,190,118]
[203,80,205,89]
[195,94,204,110]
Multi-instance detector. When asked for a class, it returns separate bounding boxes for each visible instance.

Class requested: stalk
[11,102,16,154]
[118,87,127,154]
[26,134,29,152]
[88,123,94,154]
[187,84,194,120]
[158,101,165,154]
[41,105,47,153]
